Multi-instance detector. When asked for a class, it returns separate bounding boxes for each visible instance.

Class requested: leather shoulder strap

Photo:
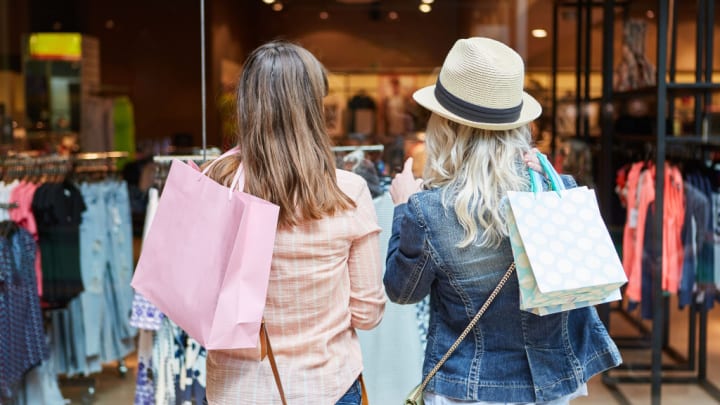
[262,322,287,405]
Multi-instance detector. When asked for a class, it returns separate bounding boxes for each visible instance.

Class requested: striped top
[206,169,386,404]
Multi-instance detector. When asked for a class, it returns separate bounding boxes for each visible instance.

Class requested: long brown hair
[204,40,355,228]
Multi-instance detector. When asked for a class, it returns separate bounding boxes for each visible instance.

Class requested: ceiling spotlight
[388,11,399,20]
[531,29,548,38]
[646,9,655,19]
[262,0,275,4]
[419,4,431,13]
[319,11,329,19]
[421,0,434,3]
[105,19,115,29]
[272,2,283,11]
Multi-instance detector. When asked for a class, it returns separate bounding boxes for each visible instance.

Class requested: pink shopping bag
[131,149,279,350]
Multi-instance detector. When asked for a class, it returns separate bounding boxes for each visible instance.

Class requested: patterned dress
[0,223,48,400]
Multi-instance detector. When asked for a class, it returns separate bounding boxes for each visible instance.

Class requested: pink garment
[628,166,653,304]
[621,162,644,283]
[662,166,685,295]
[9,182,43,296]
[623,164,685,304]
[206,170,386,404]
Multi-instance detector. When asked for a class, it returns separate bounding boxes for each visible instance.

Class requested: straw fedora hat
[413,37,541,131]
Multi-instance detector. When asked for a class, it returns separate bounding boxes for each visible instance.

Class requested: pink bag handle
[200,146,244,200]
[201,146,240,175]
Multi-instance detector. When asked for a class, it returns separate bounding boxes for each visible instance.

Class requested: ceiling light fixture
[272,2,283,11]
[320,11,329,19]
[262,0,275,4]
[388,11,399,20]
[531,29,548,38]
[421,0,434,3]
[646,9,655,18]
[419,4,431,13]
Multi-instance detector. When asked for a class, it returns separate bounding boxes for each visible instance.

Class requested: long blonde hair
[423,114,532,248]
[204,40,355,228]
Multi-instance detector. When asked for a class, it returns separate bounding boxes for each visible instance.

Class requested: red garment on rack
[621,162,685,304]
[9,181,42,296]
[615,164,631,207]
[622,162,652,302]
[663,166,685,295]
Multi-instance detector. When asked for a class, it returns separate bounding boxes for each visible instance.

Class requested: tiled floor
[60,298,720,404]
[575,298,720,405]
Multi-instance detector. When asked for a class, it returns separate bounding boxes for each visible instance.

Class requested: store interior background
[3,0,720,404]
[5,0,716,150]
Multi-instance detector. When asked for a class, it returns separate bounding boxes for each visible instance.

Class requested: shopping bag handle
[199,146,245,199]
[201,146,240,176]
[528,152,565,194]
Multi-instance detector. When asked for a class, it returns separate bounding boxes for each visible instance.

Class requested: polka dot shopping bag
[506,153,627,316]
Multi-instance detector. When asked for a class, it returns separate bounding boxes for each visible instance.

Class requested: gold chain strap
[417,262,516,393]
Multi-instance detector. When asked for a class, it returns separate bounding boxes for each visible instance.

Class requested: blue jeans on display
[79,182,109,361]
[78,182,136,365]
[104,181,137,351]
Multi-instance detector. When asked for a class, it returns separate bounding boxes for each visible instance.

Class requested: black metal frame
[552,1,719,404]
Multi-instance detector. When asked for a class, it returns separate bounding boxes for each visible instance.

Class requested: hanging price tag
[628,208,639,229]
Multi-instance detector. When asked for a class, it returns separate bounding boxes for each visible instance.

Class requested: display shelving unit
[552,1,719,404]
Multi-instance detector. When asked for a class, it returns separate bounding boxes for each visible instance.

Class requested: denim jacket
[384,176,622,403]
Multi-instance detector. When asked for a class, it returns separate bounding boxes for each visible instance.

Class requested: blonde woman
[385,37,621,404]
[204,40,386,404]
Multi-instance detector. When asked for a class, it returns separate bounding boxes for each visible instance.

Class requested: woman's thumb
[403,157,414,174]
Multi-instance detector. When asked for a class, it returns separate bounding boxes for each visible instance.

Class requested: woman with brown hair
[203,40,386,404]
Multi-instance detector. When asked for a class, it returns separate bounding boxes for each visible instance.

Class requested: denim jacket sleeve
[383,197,436,304]
[540,173,577,190]
[560,174,577,189]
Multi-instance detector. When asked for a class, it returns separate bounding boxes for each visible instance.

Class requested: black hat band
[434,79,523,124]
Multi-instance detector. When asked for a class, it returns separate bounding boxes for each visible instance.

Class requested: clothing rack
[0,151,129,180]
[0,151,128,167]
[153,153,219,163]
[1,155,70,181]
[151,154,220,193]
[151,146,380,162]
[2,151,128,160]
[73,152,129,180]
[331,144,384,153]
[554,1,719,404]
[1,151,133,403]
[74,151,129,160]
